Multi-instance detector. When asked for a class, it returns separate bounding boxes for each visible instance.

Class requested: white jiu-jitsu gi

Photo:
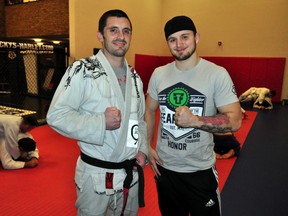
[47,50,147,199]
[0,114,39,160]
[0,133,36,169]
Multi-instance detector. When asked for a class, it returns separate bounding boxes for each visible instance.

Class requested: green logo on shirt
[167,87,189,109]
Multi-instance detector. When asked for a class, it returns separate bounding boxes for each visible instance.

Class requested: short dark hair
[98,9,132,34]
[22,116,38,127]
[18,138,36,152]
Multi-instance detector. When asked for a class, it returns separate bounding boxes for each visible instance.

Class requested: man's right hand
[148,147,163,177]
[105,107,121,130]
[24,157,39,168]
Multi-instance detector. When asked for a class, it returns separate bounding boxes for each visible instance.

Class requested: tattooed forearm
[199,125,233,133]
[197,114,233,133]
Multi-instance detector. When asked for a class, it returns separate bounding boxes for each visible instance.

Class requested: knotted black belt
[80,152,145,215]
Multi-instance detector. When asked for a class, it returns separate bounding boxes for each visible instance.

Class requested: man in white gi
[0,133,38,169]
[47,9,148,216]
[0,114,39,161]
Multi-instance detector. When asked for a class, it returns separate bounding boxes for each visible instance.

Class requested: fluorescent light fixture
[34,38,42,43]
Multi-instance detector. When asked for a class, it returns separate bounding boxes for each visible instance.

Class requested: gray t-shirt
[147,58,238,172]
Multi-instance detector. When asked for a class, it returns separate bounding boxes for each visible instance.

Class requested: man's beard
[110,46,127,57]
[172,42,196,61]
[103,38,128,57]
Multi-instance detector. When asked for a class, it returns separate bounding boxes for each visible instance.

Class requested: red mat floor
[0,111,257,216]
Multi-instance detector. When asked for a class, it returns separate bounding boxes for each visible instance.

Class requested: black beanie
[164,16,197,40]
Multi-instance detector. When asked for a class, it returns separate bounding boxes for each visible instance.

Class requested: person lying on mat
[0,114,39,160]
[0,134,39,169]
[213,132,241,159]
[238,87,276,110]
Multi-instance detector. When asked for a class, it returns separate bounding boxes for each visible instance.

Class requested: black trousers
[155,165,221,216]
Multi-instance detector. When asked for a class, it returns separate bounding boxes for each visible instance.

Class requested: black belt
[80,152,145,214]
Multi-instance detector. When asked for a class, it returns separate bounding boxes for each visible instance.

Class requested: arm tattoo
[198,114,233,133]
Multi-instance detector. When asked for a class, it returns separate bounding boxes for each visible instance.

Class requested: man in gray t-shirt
[145,16,242,216]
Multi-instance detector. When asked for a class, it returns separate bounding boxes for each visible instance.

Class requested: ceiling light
[34,38,42,43]
[52,41,61,44]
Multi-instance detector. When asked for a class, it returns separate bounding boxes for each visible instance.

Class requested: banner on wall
[0,41,54,54]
